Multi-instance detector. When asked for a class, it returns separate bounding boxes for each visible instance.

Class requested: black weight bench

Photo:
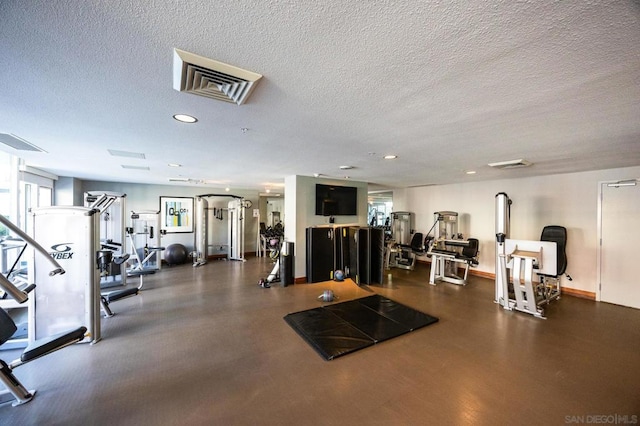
[0,308,86,406]
[100,287,139,318]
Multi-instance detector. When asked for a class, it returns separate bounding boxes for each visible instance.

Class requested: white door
[600,181,640,308]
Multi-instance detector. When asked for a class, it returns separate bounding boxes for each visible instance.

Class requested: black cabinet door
[306,227,335,283]
[334,226,350,275]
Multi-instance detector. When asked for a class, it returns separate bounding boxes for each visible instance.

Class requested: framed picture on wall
[160,196,194,233]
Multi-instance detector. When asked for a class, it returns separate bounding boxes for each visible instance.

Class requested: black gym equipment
[96,250,139,317]
[284,294,438,360]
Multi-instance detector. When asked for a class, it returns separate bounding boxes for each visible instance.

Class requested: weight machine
[30,206,102,343]
[84,192,128,289]
[127,210,164,272]
[193,194,252,265]
[495,192,569,319]
[0,214,86,407]
[386,211,418,270]
[427,211,479,286]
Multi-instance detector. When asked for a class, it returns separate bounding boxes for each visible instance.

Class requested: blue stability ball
[165,243,188,265]
[334,270,345,281]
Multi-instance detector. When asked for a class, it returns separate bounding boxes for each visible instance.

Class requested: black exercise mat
[283,307,374,360]
[325,299,411,343]
[284,294,438,360]
[357,295,439,331]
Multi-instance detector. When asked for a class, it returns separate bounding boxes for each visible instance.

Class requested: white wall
[398,165,640,295]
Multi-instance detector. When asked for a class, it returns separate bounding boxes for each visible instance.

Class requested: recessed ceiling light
[466,170,477,175]
[339,165,354,170]
[383,155,397,160]
[168,163,182,168]
[225,187,230,192]
[173,114,198,123]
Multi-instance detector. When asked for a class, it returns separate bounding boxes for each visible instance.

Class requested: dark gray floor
[1,258,639,425]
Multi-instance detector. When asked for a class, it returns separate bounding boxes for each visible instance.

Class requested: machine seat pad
[21,326,87,363]
[104,287,138,303]
[128,270,155,276]
[430,249,459,256]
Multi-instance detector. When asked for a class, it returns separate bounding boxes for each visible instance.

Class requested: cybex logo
[49,243,74,260]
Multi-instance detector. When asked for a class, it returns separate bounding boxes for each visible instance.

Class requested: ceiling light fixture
[466,170,477,175]
[173,114,198,123]
[168,163,182,168]
[225,187,230,192]
[339,165,354,170]
[383,155,397,160]
[488,159,532,169]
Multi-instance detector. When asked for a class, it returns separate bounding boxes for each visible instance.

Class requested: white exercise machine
[193,194,252,264]
[497,238,557,318]
[127,209,164,272]
[495,192,568,319]
[30,206,102,343]
[428,211,479,286]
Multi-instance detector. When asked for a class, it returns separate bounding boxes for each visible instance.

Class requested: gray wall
[55,179,261,256]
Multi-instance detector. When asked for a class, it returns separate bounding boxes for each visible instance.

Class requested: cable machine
[193,194,253,265]
[84,192,127,289]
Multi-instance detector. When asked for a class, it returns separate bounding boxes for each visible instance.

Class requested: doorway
[598,179,640,309]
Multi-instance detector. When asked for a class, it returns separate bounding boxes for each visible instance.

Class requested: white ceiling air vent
[0,133,45,152]
[488,159,532,169]
[173,48,262,105]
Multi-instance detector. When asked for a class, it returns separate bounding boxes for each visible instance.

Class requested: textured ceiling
[1,1,639,194]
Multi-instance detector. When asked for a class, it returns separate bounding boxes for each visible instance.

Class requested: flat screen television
[315,184,358,216]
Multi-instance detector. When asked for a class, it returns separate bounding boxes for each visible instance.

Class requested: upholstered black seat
[540,226,567,276]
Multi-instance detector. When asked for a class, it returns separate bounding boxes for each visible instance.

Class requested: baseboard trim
[560,287,596,300]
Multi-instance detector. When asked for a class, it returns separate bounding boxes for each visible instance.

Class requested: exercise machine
[193,194,253,264]
[84,192,128,289]
[386,211,418,270]
[497,238,557,318]
[96,250,138,318]
[30,206,101,343]
[0,214,86,407]
[228,198,251,262]
[427,211,479,285]
[495,192,569,318]
[127,210,164,273]
[193,197,208,266]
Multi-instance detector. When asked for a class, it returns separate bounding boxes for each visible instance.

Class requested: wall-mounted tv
[315,184,358,216]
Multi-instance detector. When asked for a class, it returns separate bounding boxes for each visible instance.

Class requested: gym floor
[1,257,638,425]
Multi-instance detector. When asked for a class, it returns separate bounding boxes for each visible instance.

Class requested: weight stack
[280,241,295,286]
